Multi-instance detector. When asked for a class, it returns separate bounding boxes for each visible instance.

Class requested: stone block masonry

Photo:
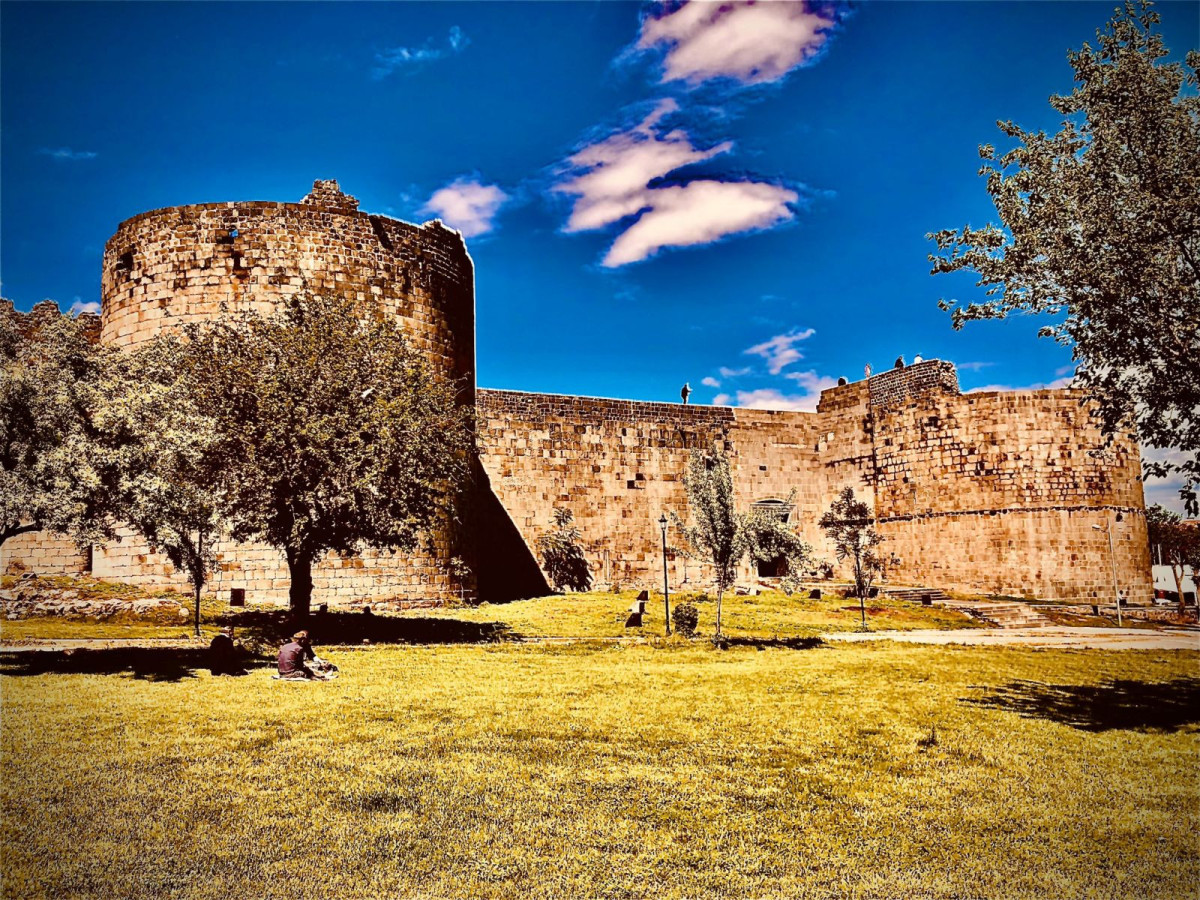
[3,180,1152,605]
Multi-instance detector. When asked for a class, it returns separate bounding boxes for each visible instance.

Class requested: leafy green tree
[103,338,228,635]
[537,507,592,592]
[672,449,745,638]
[0,300,120,549]
[744,493,815,596]
[1147,504,1200,614]
[673,449,811,637]
[163,293,473,615]
[819,487,888,630]
[928,1,1200,514]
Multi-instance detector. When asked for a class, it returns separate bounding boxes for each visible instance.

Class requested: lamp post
[659,513,671,636]
[1092,518,1123,627]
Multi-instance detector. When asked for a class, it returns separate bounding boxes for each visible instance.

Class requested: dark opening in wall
[115,250,135,274]
[369,215,394,251]
[83,545,93,575]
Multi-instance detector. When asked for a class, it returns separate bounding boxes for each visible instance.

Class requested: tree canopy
[819,487,889,630]
[160,293,474,613]
[0,301,119,548]
[928,1,1200,513]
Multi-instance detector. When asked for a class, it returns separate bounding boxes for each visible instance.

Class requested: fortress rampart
[2,180,1153,605]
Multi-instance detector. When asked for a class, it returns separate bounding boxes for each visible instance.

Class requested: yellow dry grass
[2,640,1197,899]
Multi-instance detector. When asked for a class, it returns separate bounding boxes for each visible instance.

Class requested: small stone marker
[635,590,648,614]
[809,588,821,599]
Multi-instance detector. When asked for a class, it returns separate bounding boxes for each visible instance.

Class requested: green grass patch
[397,588,981,639]
[2,641,1196,898]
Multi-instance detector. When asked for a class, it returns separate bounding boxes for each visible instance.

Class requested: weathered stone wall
[477,360,1151,602]
[1,530,88,577]
[6,181,474,605]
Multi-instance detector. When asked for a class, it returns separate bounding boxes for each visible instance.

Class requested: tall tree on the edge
[929,1,1200,514]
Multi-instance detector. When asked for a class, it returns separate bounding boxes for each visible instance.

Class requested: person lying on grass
[276,630,338,681]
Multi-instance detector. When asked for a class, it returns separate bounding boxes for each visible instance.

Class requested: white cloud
[40,147,96,161]
[701,376,721,388]
[967,376,1073,393]
[68,298,100,316]
[1142,447,1195,517]
[554,100,797,265]
[726,387,823,413]
[638,0,839,86]
[744,328,815,374]
[718,366,751,378]
[420,177,508,238]
[372,26,468,79]
[712,392,731,406]
[955,361,994,373]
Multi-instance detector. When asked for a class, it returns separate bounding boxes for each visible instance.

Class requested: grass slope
[2,642,1197,899]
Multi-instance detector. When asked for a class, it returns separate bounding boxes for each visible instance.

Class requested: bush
[672,602,700,638]
[537,508,592,592]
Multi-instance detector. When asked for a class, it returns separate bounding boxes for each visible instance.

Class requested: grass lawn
[393,588,982,639]
[2,640,1197,899]
[1,586,980,644]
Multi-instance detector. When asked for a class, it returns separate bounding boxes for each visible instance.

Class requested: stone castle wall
[2,181,1152,605]
[477,361,1151,602]
[4,181,475,605]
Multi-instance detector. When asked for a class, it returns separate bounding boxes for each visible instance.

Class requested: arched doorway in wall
[752,499,794,578]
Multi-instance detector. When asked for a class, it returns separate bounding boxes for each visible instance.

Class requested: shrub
[537,508,592,592]
[672,602,700,638]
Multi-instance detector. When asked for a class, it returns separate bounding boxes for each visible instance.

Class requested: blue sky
[2,1,1196,506]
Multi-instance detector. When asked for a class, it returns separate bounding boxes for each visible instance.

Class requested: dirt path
[824,626,1200,651]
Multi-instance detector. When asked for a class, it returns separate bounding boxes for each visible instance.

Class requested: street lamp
[659,513,671,636]
[1092,517,1123,627]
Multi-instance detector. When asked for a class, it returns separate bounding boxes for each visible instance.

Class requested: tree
[672,449,812,637]
[0,300,120,549]
[537,507,592,592]
[928,2,1200,514]
[1147,504,1200,614]
[744,494,815,596]
[163,293,474,615]
[103,338,228,636]
[819,487,889,630]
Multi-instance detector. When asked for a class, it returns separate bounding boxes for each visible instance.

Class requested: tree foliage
[537,507,592,592]
[1146,503,1200,613]
[0,301,119,548]
[673,449,812,637]
[158,293,474,614]
[928,2,1200,512]
[103,337,227,634]
[819,487,889,630]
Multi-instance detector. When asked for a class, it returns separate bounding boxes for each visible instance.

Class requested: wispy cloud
[955,361,994,373]
[67,298,100,316]
[719,385,826,413]
[372,26,468,79]
[744,328,815,374]
[717,366,751,379]
[554,100,797,266]
[701,376,721,388]
[967,377,1073,393]
[638,0,845,87]
[420,176,508,238]
[40,147,97,161]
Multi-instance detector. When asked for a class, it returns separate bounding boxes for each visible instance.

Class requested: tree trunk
[287,547,314,617]
[715,589,724,637]
[1173,565,1186,617]
[194,581,202,639]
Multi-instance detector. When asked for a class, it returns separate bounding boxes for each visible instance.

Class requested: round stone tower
[101,179,474,399]
[91,180,477,606]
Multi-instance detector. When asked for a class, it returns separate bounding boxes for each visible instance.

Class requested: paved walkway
[824,626,1200,651]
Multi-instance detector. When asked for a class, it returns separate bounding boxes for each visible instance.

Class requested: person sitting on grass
[276,630,338,680]
[208,626,247,676]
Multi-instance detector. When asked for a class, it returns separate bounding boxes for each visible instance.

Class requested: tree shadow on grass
[961,678,1200,733]
[0,648,273,682]
[718,636,824,651]
[217,609,512,647]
